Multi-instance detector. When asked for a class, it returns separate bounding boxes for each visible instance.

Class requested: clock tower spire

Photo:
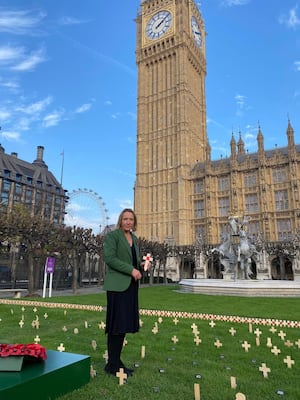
[134,0,207,245]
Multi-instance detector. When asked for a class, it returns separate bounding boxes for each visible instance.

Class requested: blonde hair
[116,208,137,231]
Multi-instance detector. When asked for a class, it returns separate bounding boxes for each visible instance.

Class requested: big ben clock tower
[134,0,207,245]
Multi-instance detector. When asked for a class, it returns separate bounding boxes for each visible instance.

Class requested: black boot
[118,334,134,376]
[105,333,122,376]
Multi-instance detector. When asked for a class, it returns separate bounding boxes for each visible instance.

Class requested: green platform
[0,350,90,400]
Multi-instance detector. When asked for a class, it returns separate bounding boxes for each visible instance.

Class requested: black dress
[105,245,140,334]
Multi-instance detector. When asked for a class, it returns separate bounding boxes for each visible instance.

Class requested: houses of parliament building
[134,0,300,247]
[134,0,300,281]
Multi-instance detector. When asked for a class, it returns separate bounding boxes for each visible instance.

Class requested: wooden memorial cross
[194,383,200,400]
[143,253,153,271]
[229,327,236,336]
[194,336,202,346]
[242,341,251,352]
[214,339,223,348]
[271,346,281,356]
[254,328,262,337]
[116,368,127,385]
[284,355,295,368]
[259,363,270,378]
[278,330,286,340]
[171,335,179,344]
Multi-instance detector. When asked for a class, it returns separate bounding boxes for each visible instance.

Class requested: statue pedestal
[294,274,300,282]
[222,272,235,281]
[256,271,271,280]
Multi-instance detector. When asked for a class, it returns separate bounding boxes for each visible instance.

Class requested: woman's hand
[131,268,142,281]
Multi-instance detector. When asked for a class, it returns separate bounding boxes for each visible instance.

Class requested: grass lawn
[0,285,299,399]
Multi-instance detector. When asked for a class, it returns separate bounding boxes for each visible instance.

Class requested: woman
[103,208,143,377]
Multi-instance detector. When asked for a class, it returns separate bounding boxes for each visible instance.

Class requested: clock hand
[156,14,168,29]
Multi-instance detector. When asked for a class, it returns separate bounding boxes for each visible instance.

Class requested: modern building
[0,145,67,225]
[134,0,300,248]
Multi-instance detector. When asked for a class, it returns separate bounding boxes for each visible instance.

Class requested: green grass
[0,285,300,399]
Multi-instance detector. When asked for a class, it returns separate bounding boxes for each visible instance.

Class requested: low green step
[0,350,90,400]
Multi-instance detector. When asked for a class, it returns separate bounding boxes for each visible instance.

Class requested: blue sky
[0,0,299,231]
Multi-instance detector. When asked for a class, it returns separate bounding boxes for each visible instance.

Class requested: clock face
[146,10,172,40]
[191,16,202,47]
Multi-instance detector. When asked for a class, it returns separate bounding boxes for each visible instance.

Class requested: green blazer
[103,229,141,292]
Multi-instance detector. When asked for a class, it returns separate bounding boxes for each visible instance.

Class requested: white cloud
[0,45,24,64]
[294,61,300,71]
[235,93,246,109]
[58,16,86,26]
[127,111,136,120]
[43,110,64,127]
[0,8,46,35]
[279,6,300,29]
[221,0,250,6]
[16,96,52,115]
[0,109,11,121]
[11,47,47,72]
[75,103,92,113]
[0,79,19,91]
[0,130,21,141]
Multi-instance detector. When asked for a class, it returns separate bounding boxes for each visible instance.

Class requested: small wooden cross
[34,335,40,344]
[194,336,202,346]
[141,345,146,359]
[91,340,97,350]
[19,319,24,328]
[254,328,262,337]
[214,339,222,348]
[143,253,153,271]
[116,368,127,385]
[173,317,179,325]
[152,326,159,334]
[209,320,216,328]
[90,365,97,378]
[271,346,281,356]
[269,326,277,334]
[102,350,108,364]
[194,383,200,400]
[98,321,106,330]
[236,393,246,400]
[266,337,272,348]
[284,340,294,348]
[229,327,236,336]
[171,335,179,344]
[230,376,237,389]
[242,341,251,352]
[283,355,295,368]
[57,343,65,352]
[295,339,300,349]
[278,330,286,340]
[256,336,260,346]
[248,323,253,333]
[191,323,198,331]
[259,363,270,378]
